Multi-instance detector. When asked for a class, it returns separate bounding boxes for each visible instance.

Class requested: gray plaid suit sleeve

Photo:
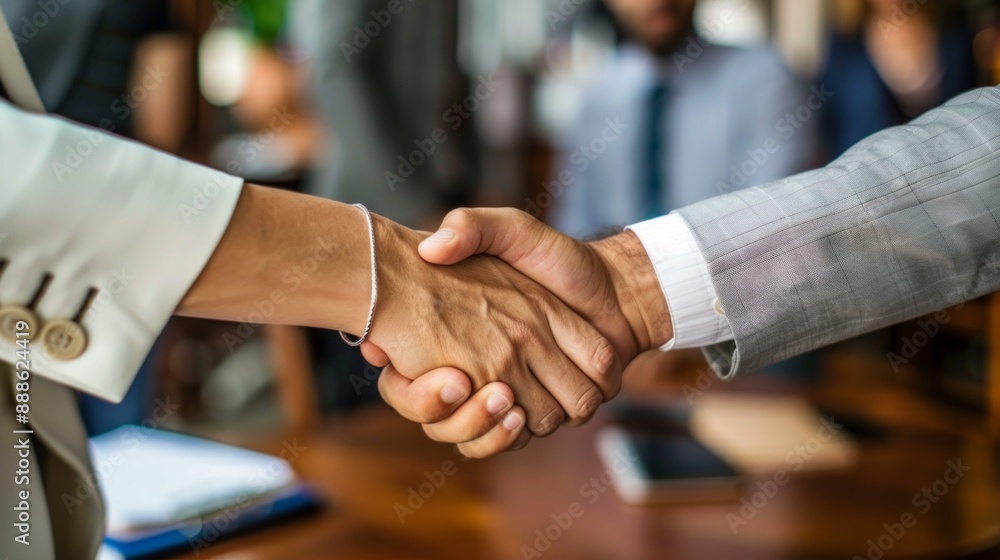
[676,86,1000,378]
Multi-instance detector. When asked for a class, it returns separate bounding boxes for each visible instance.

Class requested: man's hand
[360,214,622,437]
[375,208,672,456]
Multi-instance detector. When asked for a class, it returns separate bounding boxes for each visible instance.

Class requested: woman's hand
[363,216,621,437]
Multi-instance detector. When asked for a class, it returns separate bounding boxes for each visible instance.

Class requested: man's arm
[422,86,1000,378]
[678,85,1000,377]
[393,86,1000,456]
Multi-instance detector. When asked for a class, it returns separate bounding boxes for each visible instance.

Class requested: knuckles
[570,385,603,425]
[530,407,565,437]
[590,336,621,399]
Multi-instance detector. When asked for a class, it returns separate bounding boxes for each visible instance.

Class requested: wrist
[266,196,373,335]
[591,231,673,354]
[180,185,372,333]
[363,214,428,353]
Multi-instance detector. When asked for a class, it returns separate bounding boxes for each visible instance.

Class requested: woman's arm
[1,99,614,439]
[179,184,372,334]
[180,184,620,437]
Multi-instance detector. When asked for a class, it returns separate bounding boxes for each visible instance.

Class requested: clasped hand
[361,209,671,458]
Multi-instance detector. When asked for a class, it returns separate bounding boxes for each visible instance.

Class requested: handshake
[357,208,673,458]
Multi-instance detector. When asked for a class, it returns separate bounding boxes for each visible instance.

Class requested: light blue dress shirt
[551,42,820,238]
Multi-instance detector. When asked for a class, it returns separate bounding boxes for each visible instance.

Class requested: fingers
[523,317,604,430]
[422,382,516,443]
[547,305,622,401]
[360,341,390,367]
[453,406,529,459]
[377,364,472,423]
[380,365,528,458]
[419,207,617,344]
[511,370,567,437]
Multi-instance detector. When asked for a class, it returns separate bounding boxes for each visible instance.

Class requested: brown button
[0,305,39,342]
[41,318,88,360]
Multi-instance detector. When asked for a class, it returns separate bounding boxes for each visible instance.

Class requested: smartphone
[597,426,743,505]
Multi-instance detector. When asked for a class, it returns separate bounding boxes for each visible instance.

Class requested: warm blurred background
[22,0,1000,558]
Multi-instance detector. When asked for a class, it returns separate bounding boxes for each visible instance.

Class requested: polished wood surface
[174,375,1000,560]
[989,294,1000,435]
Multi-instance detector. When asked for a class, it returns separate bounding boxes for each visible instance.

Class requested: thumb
[418,208,552,266]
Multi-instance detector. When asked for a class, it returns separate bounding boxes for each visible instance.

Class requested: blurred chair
[264,325,321,433]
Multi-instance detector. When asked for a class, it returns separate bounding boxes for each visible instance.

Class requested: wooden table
[175,380,1000,560]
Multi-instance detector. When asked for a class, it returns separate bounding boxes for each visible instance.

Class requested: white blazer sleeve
[0,100,243,402]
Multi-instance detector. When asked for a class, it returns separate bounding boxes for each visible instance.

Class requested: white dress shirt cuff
[626,213,733,351]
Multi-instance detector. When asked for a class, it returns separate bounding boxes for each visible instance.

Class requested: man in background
[553,0,819,236]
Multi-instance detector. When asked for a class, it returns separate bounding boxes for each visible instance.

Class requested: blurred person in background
[292,0,478,229]
[550,0,820,379]
[551,0,819,238]
[819,0,977,159]
[290,0,481,408]
[0,0,189,151]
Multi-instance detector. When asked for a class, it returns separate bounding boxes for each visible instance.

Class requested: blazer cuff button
[0,305,40,342]
[41,318,88,360]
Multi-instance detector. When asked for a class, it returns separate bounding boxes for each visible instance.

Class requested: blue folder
[103,484,322,559]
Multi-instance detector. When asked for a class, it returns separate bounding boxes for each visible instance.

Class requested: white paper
[89,425,296,535]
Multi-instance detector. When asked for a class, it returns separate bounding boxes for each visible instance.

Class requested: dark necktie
[644,81,667,219]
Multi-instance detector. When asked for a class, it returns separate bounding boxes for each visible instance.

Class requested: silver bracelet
[340,204,378,347]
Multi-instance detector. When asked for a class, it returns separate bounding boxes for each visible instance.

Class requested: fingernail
[486,392,511,415]
[503,411,523,431]
[440,384,466,404]
[424,229,455,244]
